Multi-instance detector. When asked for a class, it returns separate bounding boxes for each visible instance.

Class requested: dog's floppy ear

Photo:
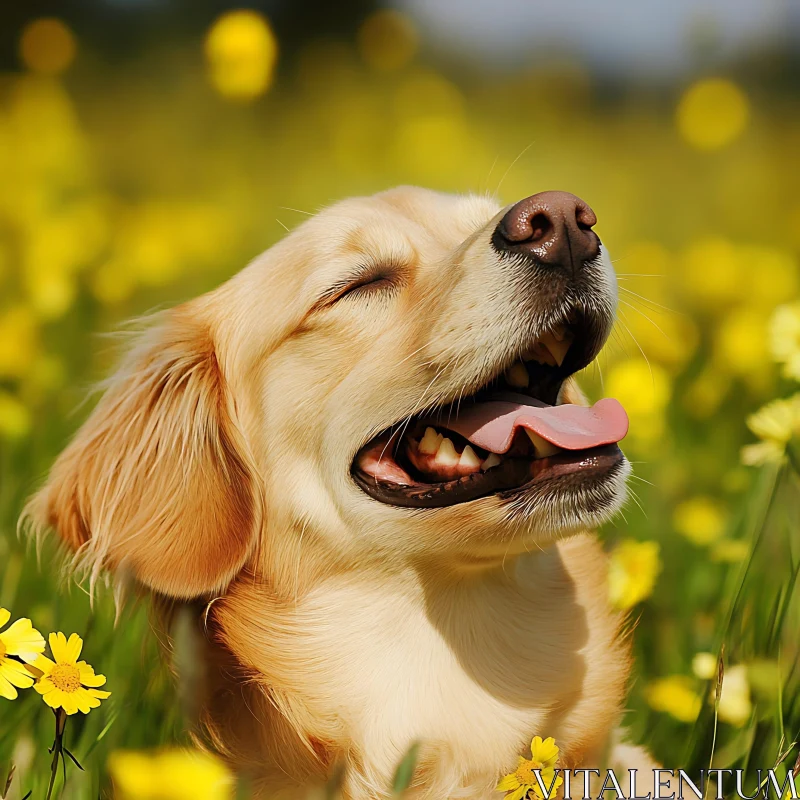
[27,308,260,599]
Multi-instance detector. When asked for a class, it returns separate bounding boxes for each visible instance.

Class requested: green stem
[44,709,67,800]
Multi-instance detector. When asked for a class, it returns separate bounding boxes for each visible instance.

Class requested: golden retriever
[27,186,656,798]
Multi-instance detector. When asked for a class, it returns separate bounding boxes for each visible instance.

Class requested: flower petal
[496,774,522,792]
[507,786,528,800]
[61,692,80,715]
[0,608,10,630]
[0,673,19,700]
[29,654,55,675]
[531,736,559,769]
[1,618,46,661]
[0,659,35,689]
[34,677,57,696]
[41,687,66,709]
[65,633,83,663]
[77,663,106,687]
[74,688,95,714]
[87,688,111,700]
[49,632,69,663]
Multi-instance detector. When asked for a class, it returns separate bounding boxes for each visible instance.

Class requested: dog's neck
[212,533,629,798]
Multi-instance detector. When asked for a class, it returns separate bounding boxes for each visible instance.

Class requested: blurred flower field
[1,6,799,798]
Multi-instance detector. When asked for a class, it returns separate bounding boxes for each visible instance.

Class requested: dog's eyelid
[320,257,408,305]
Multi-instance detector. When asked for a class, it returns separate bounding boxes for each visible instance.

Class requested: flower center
[516,760,543,785]
[50,663,81,693]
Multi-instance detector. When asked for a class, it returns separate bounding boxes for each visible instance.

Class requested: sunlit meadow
[1,7,799,798]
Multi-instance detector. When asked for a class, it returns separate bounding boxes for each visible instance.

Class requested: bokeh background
[1,0,800,797]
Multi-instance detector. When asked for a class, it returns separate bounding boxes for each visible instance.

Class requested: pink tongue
[440,397,629,455]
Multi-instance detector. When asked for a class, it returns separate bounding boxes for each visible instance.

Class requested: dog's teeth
[505,361,529,388]
[458,445,481,470]
[532,342,558,367]
[434,436,460,467]
[539,331,572,367]
[525,429,561,458]
[418,426,442,455]
[481,453,502,471]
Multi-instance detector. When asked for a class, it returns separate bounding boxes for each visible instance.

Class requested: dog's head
[29,187,629,597]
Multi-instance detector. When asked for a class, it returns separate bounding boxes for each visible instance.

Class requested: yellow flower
[710,539,750,563]
[676,78,749,151]
[741,394,800,465]
[0,390,32,441]
[605,358,670,448]
[691,652,718,681]
[0,608,45,700]
[713,307,770,386]
[717,665,752,727]
[204,11,277,101]
[770,303,800,381]
[30,632,110,715]
[673,496,727,546]
[645,676,701,723]
[496,736,563,800]
[608,540,661,611]
[108,748,234,800]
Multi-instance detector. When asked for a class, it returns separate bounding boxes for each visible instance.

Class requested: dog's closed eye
[323,258,406,305]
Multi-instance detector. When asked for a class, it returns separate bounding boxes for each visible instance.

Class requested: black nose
[492,191,600,269]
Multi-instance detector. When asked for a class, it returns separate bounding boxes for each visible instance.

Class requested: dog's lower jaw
[210,532,632,799]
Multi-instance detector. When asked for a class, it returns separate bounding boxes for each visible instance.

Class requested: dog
[27,186,657,798]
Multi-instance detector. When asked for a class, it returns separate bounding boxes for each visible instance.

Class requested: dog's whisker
[614,313,654,384]
[494,140,536,198]
[278,205,314,216]
[618,298,672,341]
[625,486,648,519]
[483,153,499,195]
[379,363,450,462]
[618,285,679,316]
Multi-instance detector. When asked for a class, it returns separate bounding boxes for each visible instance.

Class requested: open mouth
[352,314,629,509]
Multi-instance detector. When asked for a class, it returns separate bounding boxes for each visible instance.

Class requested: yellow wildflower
[0,391,32,441]
[714,307,770,386]
[605,359,670,448]
[108,748,234,800]
[645,676,701,723]
[710,539,750,563]
[770,303,800,381]
[496,736,562,800]
[676,78,749,151]
[0,608,45,700]
[30,632,110,715]
[717,664,752,727]
[741,394,800,465]
[691,652,718,681]
[608,540,661,611]
[673,496,727,546]
[204,11,277,101]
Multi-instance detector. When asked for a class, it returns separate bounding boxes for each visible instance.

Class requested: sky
[397,0,796,75]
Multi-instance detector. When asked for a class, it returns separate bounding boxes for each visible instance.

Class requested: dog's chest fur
[215,534,630,798]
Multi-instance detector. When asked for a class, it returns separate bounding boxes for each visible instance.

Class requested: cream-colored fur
[26,187,653,797]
